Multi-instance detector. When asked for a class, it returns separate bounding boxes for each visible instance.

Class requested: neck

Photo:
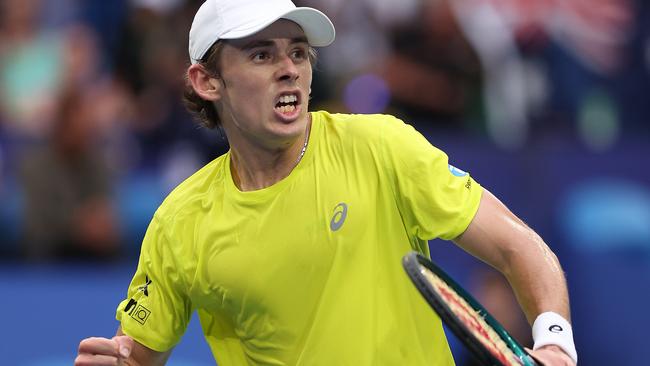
[229,118,311,191]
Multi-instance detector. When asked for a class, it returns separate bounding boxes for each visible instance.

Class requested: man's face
[215,19,313,148]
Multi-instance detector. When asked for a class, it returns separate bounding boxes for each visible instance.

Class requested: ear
[187,64,222,102]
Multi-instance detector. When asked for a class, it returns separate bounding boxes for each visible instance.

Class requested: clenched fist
[75,335,135,366]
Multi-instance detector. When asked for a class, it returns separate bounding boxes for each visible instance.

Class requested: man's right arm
[74,326,172,366]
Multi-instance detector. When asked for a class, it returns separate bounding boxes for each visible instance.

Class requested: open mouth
[274,93,299,114]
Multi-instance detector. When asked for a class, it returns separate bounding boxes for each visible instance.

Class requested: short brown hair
[182,42,318,130]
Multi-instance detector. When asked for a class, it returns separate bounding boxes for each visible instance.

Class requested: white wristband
[532,311,577,364]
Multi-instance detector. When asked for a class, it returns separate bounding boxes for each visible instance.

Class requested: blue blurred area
[0,262,214,365]
[114,172,166,253]
[560,179,650,252]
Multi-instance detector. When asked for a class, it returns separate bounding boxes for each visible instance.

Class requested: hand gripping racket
[402,252,539,366]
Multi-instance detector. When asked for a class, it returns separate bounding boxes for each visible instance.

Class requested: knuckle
[78,337,96,352]
[77,340,88,353]
[74,354,88,366]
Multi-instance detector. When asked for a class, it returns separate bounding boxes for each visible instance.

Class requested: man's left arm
[453,189,577,365]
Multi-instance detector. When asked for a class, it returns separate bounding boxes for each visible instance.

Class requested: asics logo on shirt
[330,203,348,231]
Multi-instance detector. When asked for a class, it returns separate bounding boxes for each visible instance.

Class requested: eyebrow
[240,36,309,51]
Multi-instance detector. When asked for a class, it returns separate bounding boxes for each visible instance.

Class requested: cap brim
[220,7,335,47]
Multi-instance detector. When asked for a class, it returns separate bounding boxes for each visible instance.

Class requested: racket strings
[421,269,523,366]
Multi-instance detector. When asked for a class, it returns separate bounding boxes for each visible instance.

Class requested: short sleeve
[379,117,483,241]
[115,214,192,352]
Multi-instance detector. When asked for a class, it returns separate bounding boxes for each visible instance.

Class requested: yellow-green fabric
[116,111,483,365]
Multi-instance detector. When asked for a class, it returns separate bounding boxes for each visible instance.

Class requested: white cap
[189,0,336,64]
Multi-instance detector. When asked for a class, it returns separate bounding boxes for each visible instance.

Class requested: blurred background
[0,0,648,364]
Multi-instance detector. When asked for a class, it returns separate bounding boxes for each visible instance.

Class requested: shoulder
[314,111,435,152]
[313,111,412,145]
[155,154,228,224]
[139,155,228,270]
[315,111,405,131]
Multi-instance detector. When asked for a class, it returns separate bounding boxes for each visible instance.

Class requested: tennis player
[75,0,577,365]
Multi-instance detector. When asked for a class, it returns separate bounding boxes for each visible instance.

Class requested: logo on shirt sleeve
[137,275,152,296]
[123,275,153,325]
[124,298,152,325]
[448,164,468,177]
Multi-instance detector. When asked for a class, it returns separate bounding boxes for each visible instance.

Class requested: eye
[290,47,308,61]
[252,51,270,62]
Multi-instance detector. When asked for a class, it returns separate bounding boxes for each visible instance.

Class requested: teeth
[276,105,296,114]
[278,94,297,104]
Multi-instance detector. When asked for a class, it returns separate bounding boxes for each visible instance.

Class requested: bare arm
[453,189,575,364]
[74,327,171,366]
[453,189,569,323]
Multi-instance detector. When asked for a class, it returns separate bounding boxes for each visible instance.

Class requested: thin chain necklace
[295,124,310,167]
[229,122,310,191]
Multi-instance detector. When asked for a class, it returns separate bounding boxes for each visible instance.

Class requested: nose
[275,55,299,83]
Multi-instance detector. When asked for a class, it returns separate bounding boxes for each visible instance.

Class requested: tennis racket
[402,251,539,366]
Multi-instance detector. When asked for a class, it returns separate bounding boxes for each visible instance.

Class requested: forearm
[454,189,571,324]
[497,226,570,324]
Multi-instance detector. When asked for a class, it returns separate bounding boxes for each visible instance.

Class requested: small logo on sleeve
[124,298,152,325]
[137,275,152,296]
[448,164,468,177]
[330,203,348,231]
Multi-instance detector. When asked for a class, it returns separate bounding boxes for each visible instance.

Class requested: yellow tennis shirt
[116,111,483,365]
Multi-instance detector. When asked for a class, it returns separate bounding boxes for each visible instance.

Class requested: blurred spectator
[0,0,64,137]
[296,0,418,111]
[382,0,483,127]
[113,0,227,185]
[452,0,635,148]
[19,87,120,260]
[449,0,541,148]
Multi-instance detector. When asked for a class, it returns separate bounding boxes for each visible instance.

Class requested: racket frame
[402,251,538,366]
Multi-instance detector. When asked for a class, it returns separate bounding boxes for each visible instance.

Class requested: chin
[267,114,308,139]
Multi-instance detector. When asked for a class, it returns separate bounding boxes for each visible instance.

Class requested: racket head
[402,252,538,366]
